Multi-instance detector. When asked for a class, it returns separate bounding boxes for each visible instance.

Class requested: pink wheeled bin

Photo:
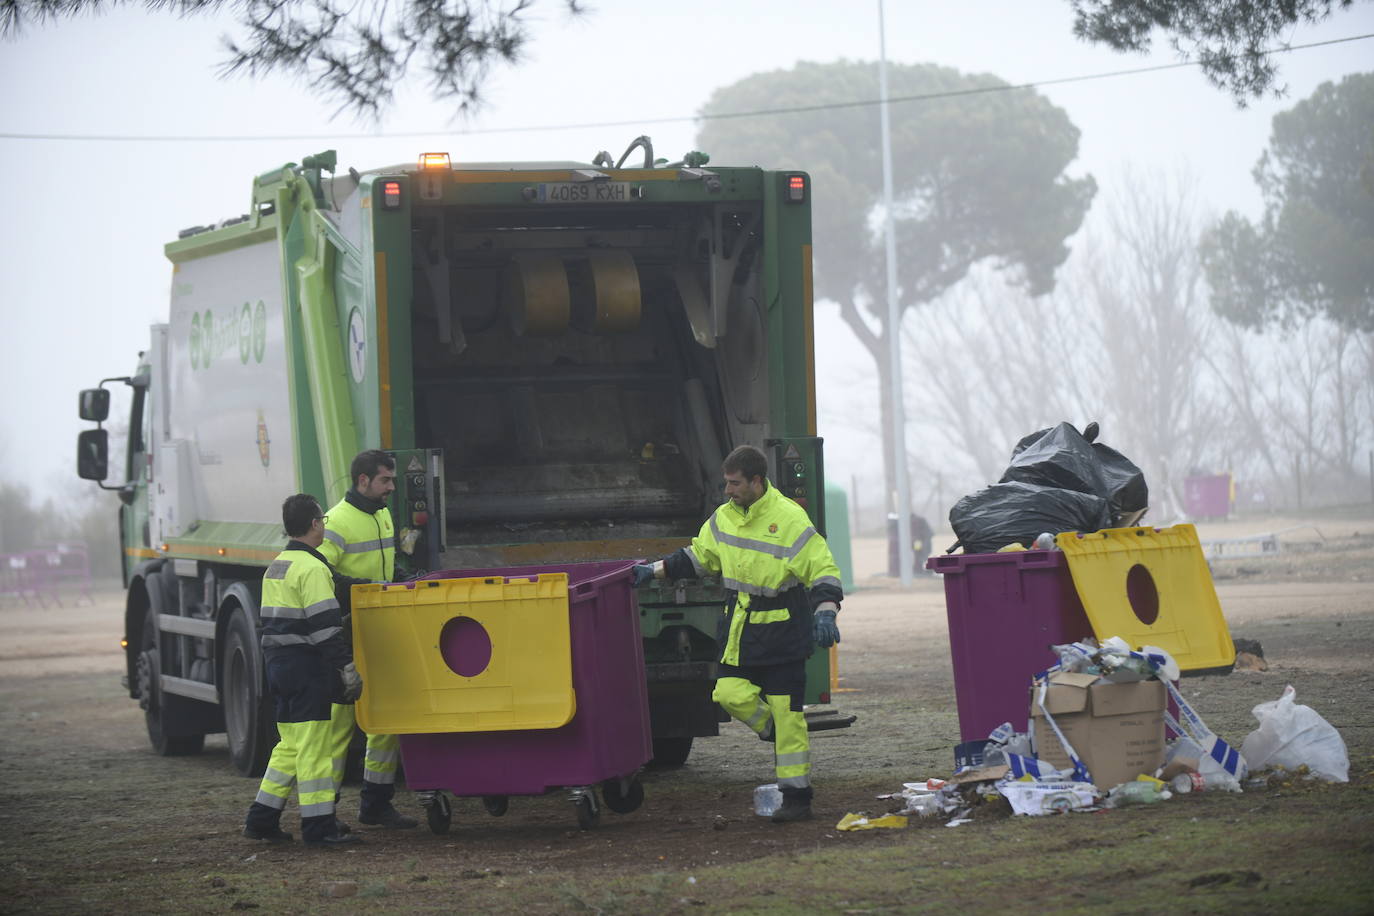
[351,561,652,832]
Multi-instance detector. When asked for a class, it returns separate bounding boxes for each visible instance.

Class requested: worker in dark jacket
[634,445,843,823]
[243,494,363,847]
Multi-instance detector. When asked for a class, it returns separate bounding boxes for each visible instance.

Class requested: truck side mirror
[77,429,109,481]
[79,388,110,422]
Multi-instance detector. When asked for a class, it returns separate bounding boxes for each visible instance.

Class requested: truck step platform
[805,709,857,732]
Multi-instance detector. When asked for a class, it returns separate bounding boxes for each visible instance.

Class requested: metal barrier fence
[0,543,94,609]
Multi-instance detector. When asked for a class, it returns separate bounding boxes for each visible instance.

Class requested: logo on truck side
[190,302,269,370]
[348,308,367,383]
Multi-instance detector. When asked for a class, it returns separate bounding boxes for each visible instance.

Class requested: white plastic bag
[1240,685,1349,782]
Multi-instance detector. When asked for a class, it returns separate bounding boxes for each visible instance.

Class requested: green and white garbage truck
[76,145,848,776]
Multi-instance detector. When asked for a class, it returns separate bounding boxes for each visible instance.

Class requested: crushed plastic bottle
[1104,781,1171,808]
[1171,771,1242,794]
[753,783,782,817]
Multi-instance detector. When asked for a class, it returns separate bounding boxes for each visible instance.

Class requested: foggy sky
[1,0,1370,504]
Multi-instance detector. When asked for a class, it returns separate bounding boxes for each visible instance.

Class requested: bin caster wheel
[600,776,644,814]
[481,795,509,817]
[421,791,452,835]
[570,788,600,830]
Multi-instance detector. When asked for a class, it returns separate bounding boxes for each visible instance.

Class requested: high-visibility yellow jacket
[259,542,351,670]
[320,491,395,582]
[664,481,842,667]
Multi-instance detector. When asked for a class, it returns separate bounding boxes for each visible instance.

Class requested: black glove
[631,564,656,588]
[813,609,840,648]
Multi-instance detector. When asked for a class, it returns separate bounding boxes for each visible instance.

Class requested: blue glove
[813,609,840,648]
[631,564,656,588]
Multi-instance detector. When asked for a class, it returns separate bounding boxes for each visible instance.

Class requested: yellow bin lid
[350,574,575,735]
[1056,524,1235,673]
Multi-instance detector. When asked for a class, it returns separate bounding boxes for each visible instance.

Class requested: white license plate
[535,182,633,203]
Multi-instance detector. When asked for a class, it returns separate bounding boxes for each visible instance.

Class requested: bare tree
[1209,318,1374,507]
[902,170,1223,523]
[1080,171,1220,517]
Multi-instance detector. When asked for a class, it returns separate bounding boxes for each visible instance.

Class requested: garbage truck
[76,142,845,777]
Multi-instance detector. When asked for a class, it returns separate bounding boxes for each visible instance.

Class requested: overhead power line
[1,32,1370,143]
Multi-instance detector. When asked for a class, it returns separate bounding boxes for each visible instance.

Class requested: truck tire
[222,606,276,777]
[650,736,693,767]
[137,613,204,757]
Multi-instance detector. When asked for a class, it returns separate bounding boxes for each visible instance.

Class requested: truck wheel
[650,736,693,767]
[222,606,276,777]
[136,613,204,757]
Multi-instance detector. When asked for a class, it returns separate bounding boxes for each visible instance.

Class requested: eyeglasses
[316,515,328,524]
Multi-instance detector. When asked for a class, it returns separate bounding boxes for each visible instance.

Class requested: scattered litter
[1171,771,1239,794]
[997,780,1097,816]
[752,784,782,817]
[1103,780,1170,808]
[948,764,1009,785]
[836,813,909,831]
[1240,685,1349,782]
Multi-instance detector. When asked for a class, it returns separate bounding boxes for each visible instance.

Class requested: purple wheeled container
[927,550,1094,768]
[402,561,652,828]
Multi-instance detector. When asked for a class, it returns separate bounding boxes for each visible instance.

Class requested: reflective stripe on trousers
[254,718,336,817]
[329,702,402,788]
[712,676,811,789]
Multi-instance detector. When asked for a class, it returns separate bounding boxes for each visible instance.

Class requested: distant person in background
[911,514,934,575]
[888,513,935,576]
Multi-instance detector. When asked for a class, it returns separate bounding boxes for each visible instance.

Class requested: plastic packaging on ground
[1171,771,1241,793]
[836,813,909,831]
[997,780,1098,816]
[753,783,782,817]
[1240,685,1349,782]
[1104,780,1171,807]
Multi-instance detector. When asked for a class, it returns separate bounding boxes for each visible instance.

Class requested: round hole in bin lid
[439,616,492,677]
[1125,563,1159,625]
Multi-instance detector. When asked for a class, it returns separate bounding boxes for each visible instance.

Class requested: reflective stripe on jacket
[260,542,350,669]
[319,493,395,582]
[664,481,843,666]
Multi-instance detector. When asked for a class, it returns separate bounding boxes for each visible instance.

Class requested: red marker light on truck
[786,173,807,202]
[381,180,403,210]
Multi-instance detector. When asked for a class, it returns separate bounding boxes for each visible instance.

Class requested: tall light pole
[878,0,913,586]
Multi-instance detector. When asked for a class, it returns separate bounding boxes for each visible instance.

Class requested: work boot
[333,817,351,835]
[242,825,293,842]
[359,804,418,829]
[770,794,813,824]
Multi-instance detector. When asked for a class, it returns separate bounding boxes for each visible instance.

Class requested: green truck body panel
[86,149,844,771]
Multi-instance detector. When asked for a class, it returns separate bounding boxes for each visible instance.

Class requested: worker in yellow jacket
[634,445,843,823]
[243,494,363,846]
[320,449,417,830]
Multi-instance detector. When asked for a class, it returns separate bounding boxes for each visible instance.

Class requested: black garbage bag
[949,481,1114,555]
[1002,422,1147,520]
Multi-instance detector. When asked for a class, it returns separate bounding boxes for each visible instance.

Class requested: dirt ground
[2,511,1372,914]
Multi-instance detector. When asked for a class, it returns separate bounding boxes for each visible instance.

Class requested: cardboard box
[1029,672,1166,789]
